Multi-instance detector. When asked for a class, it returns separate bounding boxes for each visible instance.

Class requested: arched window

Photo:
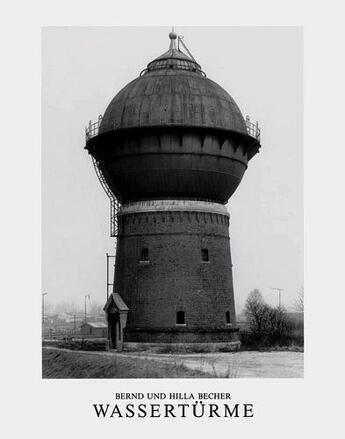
[176,311,185,325]
[226,311,231,324]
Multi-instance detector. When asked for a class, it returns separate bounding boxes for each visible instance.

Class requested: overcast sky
[42,26,303,313]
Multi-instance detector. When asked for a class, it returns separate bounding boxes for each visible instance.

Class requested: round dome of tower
[86,32,261,204]
[98,39,247,134]
[98,73,248,134]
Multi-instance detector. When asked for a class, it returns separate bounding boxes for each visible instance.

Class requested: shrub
[243,289,302,349]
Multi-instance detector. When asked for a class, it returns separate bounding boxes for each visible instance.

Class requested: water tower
[85,31,261,350]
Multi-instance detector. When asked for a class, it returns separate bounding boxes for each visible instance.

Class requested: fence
[85,114,261,142]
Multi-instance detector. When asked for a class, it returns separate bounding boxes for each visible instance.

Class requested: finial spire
[169,26,177,50]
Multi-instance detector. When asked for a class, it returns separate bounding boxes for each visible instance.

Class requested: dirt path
[117,351,303,378]
[143,351,303,378]
[44,347,303,378]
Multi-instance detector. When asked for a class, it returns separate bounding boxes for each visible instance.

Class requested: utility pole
[106,253,115,300]
[42,292,47,324]
[84,294,90,323]
[271,287,284,308]
[73,313,77,334]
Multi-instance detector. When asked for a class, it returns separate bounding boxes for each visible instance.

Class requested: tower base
[123,341,241,353]
[124,326,240,344]
[123,326,241,352]
[109,199,240,350]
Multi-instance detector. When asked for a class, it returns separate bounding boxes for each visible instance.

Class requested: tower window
[201,248,209,262]
[140,248,149,262]
[226,311,231,324]
[176,311,185,325]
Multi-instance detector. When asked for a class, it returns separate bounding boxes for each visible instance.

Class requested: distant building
[80,322,107,338]
[51,312,72,322]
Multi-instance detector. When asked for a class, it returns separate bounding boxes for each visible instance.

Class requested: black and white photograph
[2,2,344,436]
[42,26,303,378]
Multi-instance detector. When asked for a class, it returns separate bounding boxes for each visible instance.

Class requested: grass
[42,348,214,379]
[152,343,240,354]
[240,344,304,353]
[239,331,304,352]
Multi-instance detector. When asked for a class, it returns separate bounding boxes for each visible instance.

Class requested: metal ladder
[91,157,121,300]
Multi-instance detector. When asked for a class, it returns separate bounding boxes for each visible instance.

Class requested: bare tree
[244,289,293,346]
[266,306,293,343]
[244,289,269,338]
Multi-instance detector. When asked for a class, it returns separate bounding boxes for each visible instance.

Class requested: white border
[2,1,345,437]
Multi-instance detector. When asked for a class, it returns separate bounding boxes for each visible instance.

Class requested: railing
[245,116,261,141]
[86,114,261,142]
[85,115,103,141]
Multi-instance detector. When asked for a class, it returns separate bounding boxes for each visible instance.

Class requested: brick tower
[85,31,261,350]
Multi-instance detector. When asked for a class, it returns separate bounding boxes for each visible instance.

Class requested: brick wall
[114,206,239,343]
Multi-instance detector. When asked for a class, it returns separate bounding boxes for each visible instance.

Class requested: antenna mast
[178,35,197,62]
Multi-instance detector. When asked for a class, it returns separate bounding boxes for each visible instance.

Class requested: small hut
[80,322,108,338]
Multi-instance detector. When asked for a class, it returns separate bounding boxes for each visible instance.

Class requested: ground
[42,347,303,378]
[129,351,303,378]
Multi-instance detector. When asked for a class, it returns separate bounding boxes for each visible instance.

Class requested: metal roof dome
[85,31,261,208]
[144,31,203,74]
[98,32,248,135]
